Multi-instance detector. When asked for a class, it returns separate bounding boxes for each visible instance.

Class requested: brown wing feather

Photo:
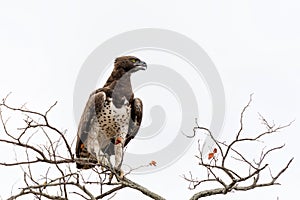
[125,98,143,146]
[75,90,106,169]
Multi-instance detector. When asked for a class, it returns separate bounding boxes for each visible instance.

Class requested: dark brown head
[103,56,147,101]
[114,56,147,74]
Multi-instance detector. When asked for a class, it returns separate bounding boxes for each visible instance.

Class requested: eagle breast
[97,97,131,139]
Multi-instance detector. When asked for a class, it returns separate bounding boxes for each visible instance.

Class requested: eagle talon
[114,168,125,180]
[119,170,125,179]
[108,172,114,183]
[96,154,109,170]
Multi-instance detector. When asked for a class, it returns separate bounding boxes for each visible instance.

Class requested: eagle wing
[75,89,106,169]
[125,98,143,146]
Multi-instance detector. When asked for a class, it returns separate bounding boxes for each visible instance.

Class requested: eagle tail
[75,139,96,169]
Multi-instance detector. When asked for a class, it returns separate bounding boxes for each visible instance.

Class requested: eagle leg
[114,133,126,178]
[95,150,110,168]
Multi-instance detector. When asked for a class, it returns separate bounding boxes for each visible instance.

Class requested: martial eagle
[75,56,147,173]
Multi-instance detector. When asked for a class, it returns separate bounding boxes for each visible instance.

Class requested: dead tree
[0,94,293,200]
[182,95,293,199]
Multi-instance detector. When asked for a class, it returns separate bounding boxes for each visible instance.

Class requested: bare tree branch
[0,94,293,200]
[0,96,163,200]
[183,95,294,199]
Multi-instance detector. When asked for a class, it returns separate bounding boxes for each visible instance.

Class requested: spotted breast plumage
[75,56,146,172]
[99,98,131,139]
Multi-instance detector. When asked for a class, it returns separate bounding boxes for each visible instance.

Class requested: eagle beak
[133,60,147,71]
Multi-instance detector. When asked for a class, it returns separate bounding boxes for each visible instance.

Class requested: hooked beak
[133,60,147,71]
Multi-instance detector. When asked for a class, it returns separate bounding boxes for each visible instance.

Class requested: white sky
[0,0,299,199]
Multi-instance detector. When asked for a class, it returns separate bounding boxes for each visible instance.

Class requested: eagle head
[114,56,147,73]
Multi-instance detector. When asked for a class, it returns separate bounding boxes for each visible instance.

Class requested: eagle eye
[131,59,136,63]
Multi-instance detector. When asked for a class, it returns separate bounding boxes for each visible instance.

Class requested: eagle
[75,56,147,173]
